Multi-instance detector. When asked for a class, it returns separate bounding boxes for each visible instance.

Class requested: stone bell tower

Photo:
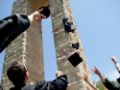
[1,0,93,90]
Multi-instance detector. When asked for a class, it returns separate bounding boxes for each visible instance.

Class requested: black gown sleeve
[51,75,68,90]
[102,78,119,90]
[35,75,68,90]
[0,14,30,53]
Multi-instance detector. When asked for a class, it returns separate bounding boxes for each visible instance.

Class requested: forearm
[0,14,30,53]
[97,73,105,82]
[114,63,120,73]
[85,80,98,90]
[102,78,118,90]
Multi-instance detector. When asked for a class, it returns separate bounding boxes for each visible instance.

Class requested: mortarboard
[68,52,83,67]
[39,6,50,18]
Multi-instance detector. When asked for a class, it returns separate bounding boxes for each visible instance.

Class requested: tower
[1,0,93,90]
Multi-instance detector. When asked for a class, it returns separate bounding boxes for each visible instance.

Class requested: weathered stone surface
[49,0,93,90]
[1,0,93,90]
[1,0,46,89]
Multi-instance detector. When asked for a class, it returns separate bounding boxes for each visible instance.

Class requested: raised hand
[28,8,46,23]
[55,71,64,78]
[92,67,105,82]
[111,56,117,63]
[93,67,101,76]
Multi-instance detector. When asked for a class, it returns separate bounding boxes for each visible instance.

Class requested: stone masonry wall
[1,0,48,89]
[1,0,93,90]
[49,0,93,90]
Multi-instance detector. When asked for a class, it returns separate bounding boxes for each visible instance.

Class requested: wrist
[28,15,33,24]
[99,75,104,81]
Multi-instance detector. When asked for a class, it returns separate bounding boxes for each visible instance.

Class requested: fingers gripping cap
[39,6,50,18]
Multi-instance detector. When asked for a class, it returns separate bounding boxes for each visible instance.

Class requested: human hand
[111,56,117,63]
[55,71,64,78]
[28,8,46,23]
[92,67,101,76]
[92,67,105,81]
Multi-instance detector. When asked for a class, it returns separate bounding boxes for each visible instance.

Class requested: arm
[102,78,119,90]
[51,71,68,90]
[0,14,30,52]
[93,67,105,82]
[82,73,98,90]
[0,9,46,53]
[111,56,120,73]
[85,81,98,90]
[93,67,118,90]
[35,71,68,90]
[51,75,68,90]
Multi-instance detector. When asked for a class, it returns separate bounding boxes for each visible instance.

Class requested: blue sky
[0,0,120,82]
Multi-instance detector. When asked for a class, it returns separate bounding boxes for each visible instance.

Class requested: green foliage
[95,80,106,90]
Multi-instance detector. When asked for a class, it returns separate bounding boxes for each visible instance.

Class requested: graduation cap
[39,6,50,18]
[63,17,76,33]
[68,52,83,67]
[72,42,79,49]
